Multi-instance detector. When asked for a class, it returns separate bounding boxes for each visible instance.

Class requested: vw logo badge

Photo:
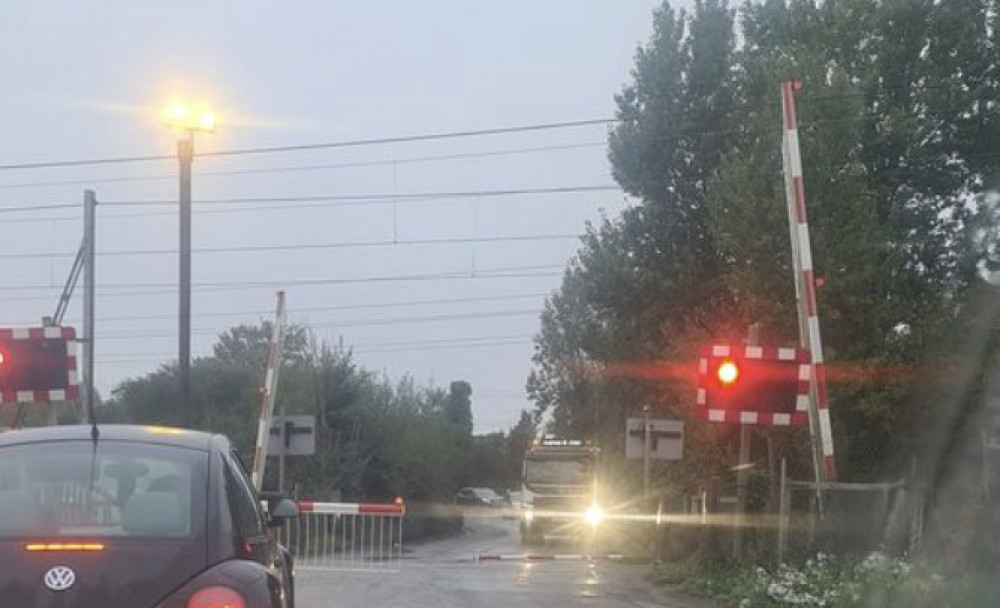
[43,566,76,591]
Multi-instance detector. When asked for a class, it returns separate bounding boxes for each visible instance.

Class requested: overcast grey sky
[0,1,664,432]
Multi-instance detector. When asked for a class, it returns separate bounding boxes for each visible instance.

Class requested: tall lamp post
[164,101,216,427]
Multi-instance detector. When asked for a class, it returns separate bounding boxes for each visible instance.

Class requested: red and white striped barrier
[279,500,405,573]
[475,553,625,562]
[780,80,837,481]
[297,501,406,515]
[250,292,286,491]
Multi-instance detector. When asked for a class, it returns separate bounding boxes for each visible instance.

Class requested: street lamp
[163,99,216,428]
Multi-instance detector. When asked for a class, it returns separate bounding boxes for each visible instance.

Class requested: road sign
[695,344,809,426]
[0,327,78,404]
[268,415,316,456]
[625,418,683,460]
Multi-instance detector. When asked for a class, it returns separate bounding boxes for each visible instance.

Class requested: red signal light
[717,361,739,385]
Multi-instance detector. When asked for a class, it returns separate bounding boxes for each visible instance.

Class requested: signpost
[269,414,316,494]
[268,415,317,457]
[626,415,683,501]
[625,417,684,461]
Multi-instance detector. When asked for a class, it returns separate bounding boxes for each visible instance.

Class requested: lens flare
[717,361,739,384]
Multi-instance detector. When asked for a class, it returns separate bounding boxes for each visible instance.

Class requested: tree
[104,323,483,504]
[506,411,538,485]
[213,322,310,369]
[444,380,474,436]
[530,0,1000,493]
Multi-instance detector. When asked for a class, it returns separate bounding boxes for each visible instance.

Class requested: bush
[653,551,953,608]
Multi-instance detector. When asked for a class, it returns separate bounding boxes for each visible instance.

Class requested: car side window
[223,451,265,540]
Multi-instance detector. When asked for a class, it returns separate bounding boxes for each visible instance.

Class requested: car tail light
[188,586,246,608]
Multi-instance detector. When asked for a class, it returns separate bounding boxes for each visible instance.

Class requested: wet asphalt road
[296,517,715,608]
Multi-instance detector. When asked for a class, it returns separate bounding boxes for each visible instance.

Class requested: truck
[519,439,601,545]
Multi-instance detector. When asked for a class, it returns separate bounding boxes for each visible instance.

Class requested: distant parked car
[455,487,503,507]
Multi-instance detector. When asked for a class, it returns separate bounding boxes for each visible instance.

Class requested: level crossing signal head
[696,344,811,426]
[0,328,78,402]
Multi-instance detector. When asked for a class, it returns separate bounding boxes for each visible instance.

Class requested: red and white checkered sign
[0,326,79,404]
[696,344,809,426]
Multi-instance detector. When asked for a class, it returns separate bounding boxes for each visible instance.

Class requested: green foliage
[444,380,474,436]
[529,0,1000,499]
[103,323,529,503]
[652,551,988,608]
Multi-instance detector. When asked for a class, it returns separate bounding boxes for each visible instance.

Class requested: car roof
[0,424,220,452]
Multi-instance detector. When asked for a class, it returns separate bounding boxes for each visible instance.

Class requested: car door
[222,450,287,600]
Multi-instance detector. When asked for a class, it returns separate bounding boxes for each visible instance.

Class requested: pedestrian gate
[279,501,405,572]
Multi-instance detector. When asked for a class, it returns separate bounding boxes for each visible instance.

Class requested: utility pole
[83,190,96,423]
[733,323,759,558]
[178,135,193,427]
[643,404,651,502]
[278,405,287,493]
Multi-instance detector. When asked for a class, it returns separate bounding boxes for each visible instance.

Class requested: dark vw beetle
[0,424,298,608]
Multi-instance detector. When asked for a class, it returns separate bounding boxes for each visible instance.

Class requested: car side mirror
[268,498,299,527]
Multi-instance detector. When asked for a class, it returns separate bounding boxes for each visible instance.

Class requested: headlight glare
[584,505,604,526]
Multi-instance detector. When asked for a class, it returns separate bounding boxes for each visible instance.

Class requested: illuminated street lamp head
[163,100,217,133]
[717,360,739,385]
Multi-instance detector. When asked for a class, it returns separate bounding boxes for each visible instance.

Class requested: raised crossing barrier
[279,501,405,572]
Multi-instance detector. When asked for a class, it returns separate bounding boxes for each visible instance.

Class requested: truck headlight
[524,509,534,523]
[584,505,604,527]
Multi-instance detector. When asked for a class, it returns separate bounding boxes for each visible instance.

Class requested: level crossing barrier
[278,501,405,572]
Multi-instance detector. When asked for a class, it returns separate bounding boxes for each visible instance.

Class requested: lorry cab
[519,439,600,545]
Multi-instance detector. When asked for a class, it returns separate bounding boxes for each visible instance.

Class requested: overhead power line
[99,337,533,365]
[0,202,78,215]
[0,264,564,296]
[65,292,549,324]
[199,119,615,159]
[0,184,622,219]
[0,234,581,261]
[0,118,615,172]
[97,309,542,340]
[99,333,534,360]
[0,141,607,191]
[100,185,622,208]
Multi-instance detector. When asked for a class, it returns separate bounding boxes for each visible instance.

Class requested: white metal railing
[279,501,405,572]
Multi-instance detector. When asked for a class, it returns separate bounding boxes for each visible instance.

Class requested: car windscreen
[524,458,593,486]
[0,440,207,540]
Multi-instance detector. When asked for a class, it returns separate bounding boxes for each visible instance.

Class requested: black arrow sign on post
[270,419,314,449]
[628,426,682,451]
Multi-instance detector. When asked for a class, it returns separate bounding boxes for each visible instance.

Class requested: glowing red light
[717,361,739,385]
[188,586,246,608]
